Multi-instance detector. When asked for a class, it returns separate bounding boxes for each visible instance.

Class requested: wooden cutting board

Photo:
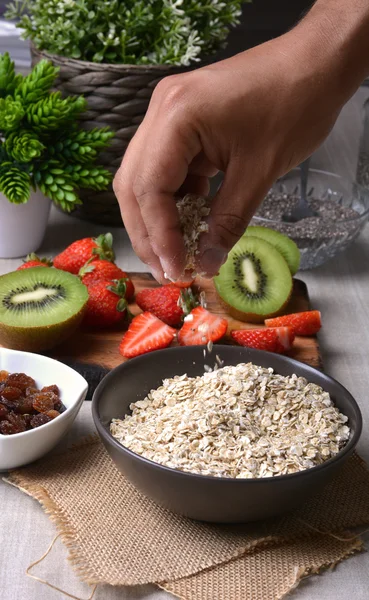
[49,273,322,372]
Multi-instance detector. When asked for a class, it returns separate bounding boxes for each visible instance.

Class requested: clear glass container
[251,169,369,270]
[357,97,369,189]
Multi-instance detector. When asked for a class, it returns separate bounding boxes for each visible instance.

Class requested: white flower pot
[0,190,51,259]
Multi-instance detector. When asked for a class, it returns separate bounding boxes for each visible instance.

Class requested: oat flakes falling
[176,194,210,276]
[110,363,350,479]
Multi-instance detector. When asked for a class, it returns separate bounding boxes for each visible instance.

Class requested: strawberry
[136,285,181,326]
[178,307,228,346]
[79,259,134,300]
[119,312,176,358]
[167,279,195,289]
[136,285,198,326]
[231,327,295,353]
[265,311,321,336]
[17,253,53,270]
[53,233,115,275]
[84,279,129,327]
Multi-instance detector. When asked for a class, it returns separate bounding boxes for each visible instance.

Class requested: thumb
[197,163,269,277]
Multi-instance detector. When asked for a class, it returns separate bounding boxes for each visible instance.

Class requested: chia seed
[357,152,369,188]
[254,190,359,237]
[251,189,364,270]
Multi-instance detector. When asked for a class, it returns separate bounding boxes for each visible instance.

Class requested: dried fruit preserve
[0,370,66,435]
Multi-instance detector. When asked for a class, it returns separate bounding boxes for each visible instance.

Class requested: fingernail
[149,266,163,282]
[147,260,164,282]
[200,248,227,276]
[159,257,179,282]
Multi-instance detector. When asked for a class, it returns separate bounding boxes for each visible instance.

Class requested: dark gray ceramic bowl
[92,346,362,523]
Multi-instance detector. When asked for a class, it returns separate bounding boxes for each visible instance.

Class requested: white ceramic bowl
[0,348,88,471]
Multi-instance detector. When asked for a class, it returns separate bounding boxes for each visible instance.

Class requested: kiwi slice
[214,237,292,323]
[0,267,88,352]
[244,226,300,275]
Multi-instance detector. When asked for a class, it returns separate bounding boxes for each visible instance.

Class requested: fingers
[115,184,165,281]
[196,161,270,277]
[113,137,166,282]
[188,152,219,178]
[114,128,185,281]
[178,174,210,197]
[114,76,203,281]
[131,127,197,280]
[177,152,218,198]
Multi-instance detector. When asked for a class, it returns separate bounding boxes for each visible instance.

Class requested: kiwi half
[214,237,292,323]
[244,226,300,275]
[0,267,88,352]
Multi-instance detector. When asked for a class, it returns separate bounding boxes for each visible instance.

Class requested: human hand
[113,1,369,282]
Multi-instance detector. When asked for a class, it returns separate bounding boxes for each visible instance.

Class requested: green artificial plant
[0,53,113,209]
[6,0,250,66]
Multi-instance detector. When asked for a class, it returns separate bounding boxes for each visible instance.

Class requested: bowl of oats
[92,346,362,523]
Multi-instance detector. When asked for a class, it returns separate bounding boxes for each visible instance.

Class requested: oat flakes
[110,363,350,479]
[176,194,210,276]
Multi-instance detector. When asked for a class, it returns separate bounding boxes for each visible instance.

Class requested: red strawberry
[265,311,321,336]
[79,259,134,300]
[119,312,176,358]
[53,233,115,275]
[84,279,129,327]
[231,327,295,353]
[178,307,228,346]
[136,285,181,326]
[17,253,53,270]
[167,279,195,289]
[136,285,198,326]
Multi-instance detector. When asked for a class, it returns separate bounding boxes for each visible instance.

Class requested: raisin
[53,396,65,411]
[32,393,55,413]
[26,387,38,397]
[45,410,60,419]
[49,393,59,407]
[0,370,9,382]
[0,403,9,421]
[1,386,22,401]
[0,413,26,434]
[30,413,51,429]
[0,398,16,411]
[22,414,33,429]
[8,412,27,428]
[42,392,59,408]
[0,421,18,435]
[15,397,34,415]
[42,384,60,397]
[6,373,36,392]
[43,392,58,408]
[0,371,61,431]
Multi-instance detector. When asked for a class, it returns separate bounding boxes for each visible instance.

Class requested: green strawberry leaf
[93,232,115,262]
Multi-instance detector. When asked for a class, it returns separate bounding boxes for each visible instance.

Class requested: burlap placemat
[161,534,364,600]
[6,436,369,594]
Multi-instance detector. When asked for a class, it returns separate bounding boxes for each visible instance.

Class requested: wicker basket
[31,44,193,226]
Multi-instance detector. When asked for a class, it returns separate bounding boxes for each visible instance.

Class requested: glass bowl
[251,169,369,270]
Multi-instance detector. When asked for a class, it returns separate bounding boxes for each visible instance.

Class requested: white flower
[180,29,202,66]
[164,0,185,18]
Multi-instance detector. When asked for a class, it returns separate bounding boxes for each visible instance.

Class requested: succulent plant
[0,53,113,210]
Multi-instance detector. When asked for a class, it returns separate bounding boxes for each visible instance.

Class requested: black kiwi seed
[244,226,300,275]
[3,283,66,313]
[0,267,89,352]
[213,236,293,323]
[232,251,267,299]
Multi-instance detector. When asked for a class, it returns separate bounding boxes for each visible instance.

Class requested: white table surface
[1,86,369,600]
